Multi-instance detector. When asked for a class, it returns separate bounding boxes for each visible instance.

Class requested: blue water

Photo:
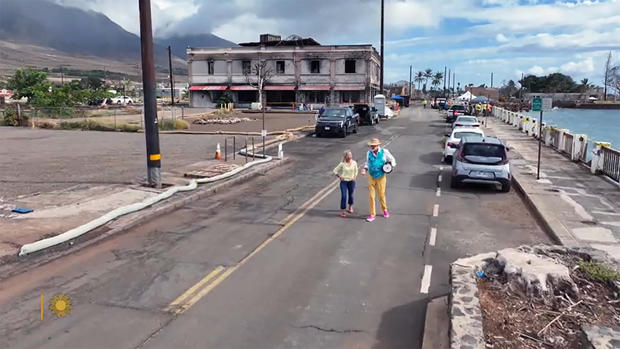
[524,108,620,148]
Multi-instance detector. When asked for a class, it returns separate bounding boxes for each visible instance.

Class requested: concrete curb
[0,158,287,281]
[510,172,583,248]
[422,296,450,349]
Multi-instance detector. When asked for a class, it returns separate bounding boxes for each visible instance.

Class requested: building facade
[187,35,381,108]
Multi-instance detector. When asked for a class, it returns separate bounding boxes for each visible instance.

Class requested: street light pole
[380,0,384,95]
[138,0,161,188]
[168,45,174,108]
[409,65,412,97]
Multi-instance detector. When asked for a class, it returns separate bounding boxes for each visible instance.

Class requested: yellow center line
[165,266,225,313]
[172,177,341,315]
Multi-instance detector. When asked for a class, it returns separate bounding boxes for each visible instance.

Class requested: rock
[492,248,578,298]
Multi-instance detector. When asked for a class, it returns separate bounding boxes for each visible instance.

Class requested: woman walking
[333,150,358,217]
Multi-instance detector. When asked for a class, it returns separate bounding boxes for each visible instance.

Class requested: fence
[602,147,620,182]
[493,106,620,183]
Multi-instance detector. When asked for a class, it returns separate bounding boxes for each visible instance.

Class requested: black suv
[315,107,359,138]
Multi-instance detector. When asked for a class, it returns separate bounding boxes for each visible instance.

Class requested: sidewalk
[485,116,620,260]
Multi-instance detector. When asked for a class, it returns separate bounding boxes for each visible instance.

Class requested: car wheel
[315,132,321,138]
[341,126,347,138]
[450,176,461,189]
[353,124,358,133]
[500,180,511,193]
[443,155,452,164]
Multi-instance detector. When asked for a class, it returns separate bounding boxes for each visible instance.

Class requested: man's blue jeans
[340,181,356,210]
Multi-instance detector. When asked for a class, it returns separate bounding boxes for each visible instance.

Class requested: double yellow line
[164,178,340,315]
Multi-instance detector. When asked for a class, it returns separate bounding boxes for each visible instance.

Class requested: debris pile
[192,117,252,125]
[478,246,620,348]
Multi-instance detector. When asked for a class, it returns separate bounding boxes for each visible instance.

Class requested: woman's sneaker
[366,215,376,222]
[383,210,390,218]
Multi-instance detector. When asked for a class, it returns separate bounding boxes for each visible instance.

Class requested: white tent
[457,91,476,101]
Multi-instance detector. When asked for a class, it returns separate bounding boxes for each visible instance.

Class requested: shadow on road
[372,298,427,349]
[418,151,443,165]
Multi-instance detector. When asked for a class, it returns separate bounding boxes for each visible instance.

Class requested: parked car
[111,96,134,105]
[432,97,447,109]
[443,128,485,163]
[451,136,511,192]
[353,104,379,125]
[315,107,359,138]
[452,115,480,129]
[445,105,467,123]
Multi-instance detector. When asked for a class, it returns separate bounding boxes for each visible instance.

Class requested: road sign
[532,97,542,111]
[542,98,552,110]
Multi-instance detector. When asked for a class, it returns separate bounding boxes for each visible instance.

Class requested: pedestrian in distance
[333,150,358,217]
[361,138,396,222]
[423,99,427,108]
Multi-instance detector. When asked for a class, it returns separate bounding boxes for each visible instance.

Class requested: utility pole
[409,65,412,97]
[447,69,451,96]
[443,66,447,94]
[168,46,174,107]
[491,72,494,88]
[380,0,384,95]
[138,0,161,188]
[453,72,455,96]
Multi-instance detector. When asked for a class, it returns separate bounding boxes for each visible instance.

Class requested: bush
[59,120,115,131]
[59,121,84,130]
[34,120,56,129]
[159,119,189,130]
[578,261,620,283]
[2,105,29,126]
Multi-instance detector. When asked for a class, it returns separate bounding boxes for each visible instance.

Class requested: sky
[54,0,620,87]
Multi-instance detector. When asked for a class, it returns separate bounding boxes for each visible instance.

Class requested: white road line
[438,174,442,183]
[429,227,437,246]
[436,188,441,197]
[420,265,432,294]
[433,204,439,217]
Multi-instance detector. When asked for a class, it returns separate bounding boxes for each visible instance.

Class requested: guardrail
[492,106,619,183]
[602,146,620,182]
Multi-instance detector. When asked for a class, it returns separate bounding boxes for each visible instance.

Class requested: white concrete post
[544,127,552,146]
[278,142,284,159]
[571,134,586,161]
[557,129,567,152]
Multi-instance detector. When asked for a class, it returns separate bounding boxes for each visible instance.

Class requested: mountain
[156,34,237,59]
[0,0,235,71]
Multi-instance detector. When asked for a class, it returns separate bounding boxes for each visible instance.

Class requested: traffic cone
[215,143,222,160]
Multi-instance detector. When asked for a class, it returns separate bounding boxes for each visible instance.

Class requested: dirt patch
[478,251,619,348]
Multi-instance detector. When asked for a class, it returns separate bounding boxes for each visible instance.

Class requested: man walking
[362,138,396,222]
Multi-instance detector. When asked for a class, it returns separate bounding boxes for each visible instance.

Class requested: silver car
[451,136,511,192]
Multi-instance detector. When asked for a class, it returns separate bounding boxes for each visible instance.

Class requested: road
[0,107,550,349]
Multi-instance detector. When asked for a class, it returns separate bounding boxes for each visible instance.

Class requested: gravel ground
[0,127,271,200]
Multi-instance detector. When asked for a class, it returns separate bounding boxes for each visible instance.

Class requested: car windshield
[463,144,505,159]
[451,105,465,111]
[456,117,477,123]
[321,109,346,118]
[454,131,482,139]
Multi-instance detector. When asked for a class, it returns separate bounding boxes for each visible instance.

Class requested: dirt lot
[186,111,316,133]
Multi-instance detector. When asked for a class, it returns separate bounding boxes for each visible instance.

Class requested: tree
[244,59,273,109]
[499,80,518,98]
[604,51,613,100]
[6,68,49,102]
[414,71,425,91]
[519,73,579,93]
[432,72,443,90]
[423,68,433,91]
[79,76,104,90]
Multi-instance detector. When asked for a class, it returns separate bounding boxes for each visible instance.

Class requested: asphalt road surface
[0,107,550,349]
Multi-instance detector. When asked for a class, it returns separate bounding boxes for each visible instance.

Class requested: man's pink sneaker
[366,215,376,222]
[383,210,390,218]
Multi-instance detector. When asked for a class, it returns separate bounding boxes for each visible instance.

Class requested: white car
[110,96,134,105]
[443,127,485,162]
[452,115,480,129]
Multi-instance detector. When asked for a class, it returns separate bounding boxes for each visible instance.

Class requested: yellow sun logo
[49,294,72,318]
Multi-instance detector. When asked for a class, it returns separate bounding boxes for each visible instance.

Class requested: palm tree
[580,78,591,93]
[423,68,433,89]
[414,71,425,91]
[432,72,443,91]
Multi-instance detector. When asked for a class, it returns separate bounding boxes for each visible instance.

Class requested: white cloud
[496,33,509,43]
[212,14,281,43]
[560,57,595,74]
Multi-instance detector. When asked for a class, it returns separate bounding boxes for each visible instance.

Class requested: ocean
[524,108,620,150]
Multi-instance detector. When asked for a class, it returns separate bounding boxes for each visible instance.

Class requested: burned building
[187,34,381,108]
